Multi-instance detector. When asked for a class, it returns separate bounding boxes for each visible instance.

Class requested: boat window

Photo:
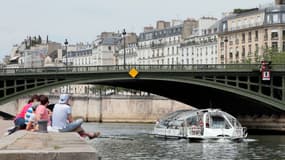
[211,116,226,129]
[225,121,231,129]
[186,116,197,126]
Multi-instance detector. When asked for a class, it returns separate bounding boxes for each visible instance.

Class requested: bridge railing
[0,64,284,74]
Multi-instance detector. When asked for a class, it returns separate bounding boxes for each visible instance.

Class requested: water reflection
[83,123,285,160]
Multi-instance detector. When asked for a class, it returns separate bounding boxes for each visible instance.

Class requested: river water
[82,123,285,160]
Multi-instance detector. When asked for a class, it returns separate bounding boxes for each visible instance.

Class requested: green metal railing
[0,64,284,75]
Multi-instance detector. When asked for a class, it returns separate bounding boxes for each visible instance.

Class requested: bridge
[0,64,285,131]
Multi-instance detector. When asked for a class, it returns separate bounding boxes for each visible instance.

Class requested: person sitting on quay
[25,104,38,131]
[7,95,40,135]
[35,95,51,126]
[52,94,100,139]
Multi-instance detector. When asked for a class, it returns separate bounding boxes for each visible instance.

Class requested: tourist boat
[153,109,247,141]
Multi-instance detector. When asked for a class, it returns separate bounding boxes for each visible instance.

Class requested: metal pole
[123,34,126,69]
[225,39,228,64]
[64,39,68,70]
[65,44,68,70]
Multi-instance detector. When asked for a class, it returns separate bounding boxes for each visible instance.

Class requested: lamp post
[224,38,228,64]
[64,39,68,69]
[122,29,126,69]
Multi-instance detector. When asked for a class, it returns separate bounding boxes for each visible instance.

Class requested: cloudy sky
[0,0,273,59]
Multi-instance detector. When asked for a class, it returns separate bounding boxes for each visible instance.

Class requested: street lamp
[224,38,228,64]
[122,29,127,69]
[64,39,68,69]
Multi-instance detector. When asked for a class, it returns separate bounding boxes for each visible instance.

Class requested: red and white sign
[262,71,271,81]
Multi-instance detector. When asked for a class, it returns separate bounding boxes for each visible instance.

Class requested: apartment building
[218,3,285,63]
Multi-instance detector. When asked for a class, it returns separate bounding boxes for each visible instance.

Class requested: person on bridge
[7,95,40,135]
[52,94,100,139]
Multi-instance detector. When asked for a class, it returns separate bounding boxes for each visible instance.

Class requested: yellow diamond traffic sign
[129,68,139,78]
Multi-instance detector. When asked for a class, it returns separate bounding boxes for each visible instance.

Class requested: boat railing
[233,127,245,137]
[187,126,202,136]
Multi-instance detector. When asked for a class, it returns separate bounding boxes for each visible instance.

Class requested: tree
[262,47,285,64]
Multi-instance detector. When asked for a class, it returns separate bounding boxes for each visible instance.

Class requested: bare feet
[88,132,100,139]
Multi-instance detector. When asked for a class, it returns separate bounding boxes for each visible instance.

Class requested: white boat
[153,109,247,142]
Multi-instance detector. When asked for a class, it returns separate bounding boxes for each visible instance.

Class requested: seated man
[52,94,100,139]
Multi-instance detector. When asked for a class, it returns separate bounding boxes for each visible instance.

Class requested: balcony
[228,22,263,32]
[151,42,166,49]
[271,37,279,41]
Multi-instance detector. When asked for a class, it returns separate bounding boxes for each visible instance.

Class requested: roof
[101,37,121,45]
[139,25,183,41]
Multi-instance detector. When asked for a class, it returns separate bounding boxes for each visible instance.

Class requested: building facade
[137,23,183,65]
[218,4,285,64]
[117,33,138,65]
[180,17,219,65]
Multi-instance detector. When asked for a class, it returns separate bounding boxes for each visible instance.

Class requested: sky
[0,0,273,59]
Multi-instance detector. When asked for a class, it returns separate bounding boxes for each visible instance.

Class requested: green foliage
[262,48,285,64]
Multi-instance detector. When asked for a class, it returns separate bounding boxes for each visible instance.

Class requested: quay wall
[0,95,192,123]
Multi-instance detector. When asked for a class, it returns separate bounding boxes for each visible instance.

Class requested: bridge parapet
[0,64,284,75]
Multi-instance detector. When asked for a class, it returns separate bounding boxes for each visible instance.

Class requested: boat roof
[159,108,235,122]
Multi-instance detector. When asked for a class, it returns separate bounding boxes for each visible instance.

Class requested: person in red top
[8,95,39,135]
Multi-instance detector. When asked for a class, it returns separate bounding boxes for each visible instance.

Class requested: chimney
[144,26,154,32]
[275,0,285,5]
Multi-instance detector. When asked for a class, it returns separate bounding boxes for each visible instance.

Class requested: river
[82,123,285,160]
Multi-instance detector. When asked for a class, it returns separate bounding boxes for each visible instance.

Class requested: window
[242,46,245,57]
[211,116,226,129]
[273,14,280,23]
[271,32,279,40]
[249,45,252,55]
[248,32,252,42]
[264,29,268,40]
[222,23,227,31]
[267,15,271,24]
[236,47,239,58]
[272,42,278,51]
[255,44,259,56]
[282,13,285,23]
[242,33,245,43]
[255,30,258,41]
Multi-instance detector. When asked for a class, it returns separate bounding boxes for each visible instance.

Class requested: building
[137,21,183,65]
[66,48,93,66]
[117,33,138,65]
[93,32,121,65]
[180,17,219,65]
[218,2,285,64]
